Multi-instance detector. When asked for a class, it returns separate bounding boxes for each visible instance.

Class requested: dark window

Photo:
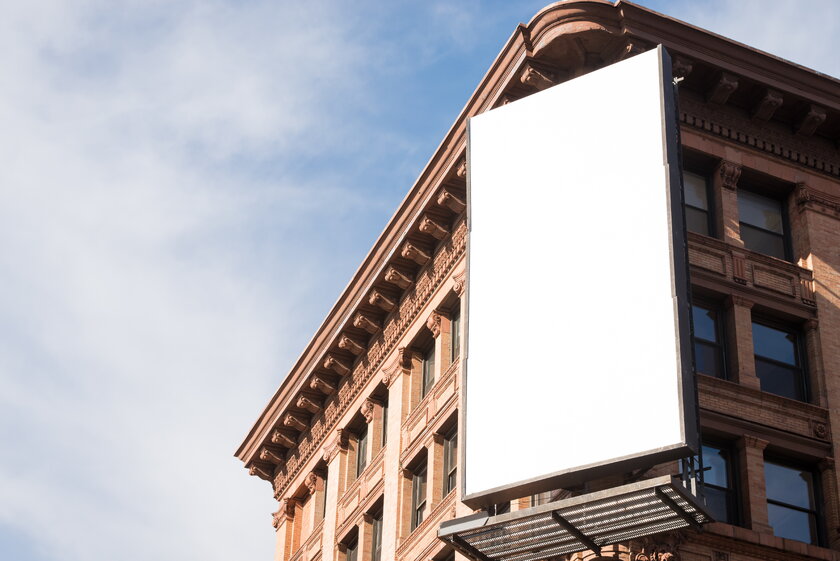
[684,171,712,236]
[738,190,788,260]
[692,304,726,379]
[765,460,820,544]
[381,397,388,447]
[345,536,358,561]
[421,345,435,399]
[411,463,427,531]
[321,472,328,519]
[490,502,510,515]
[700,443,739,524]
[371,510,383,561]
[443,427,458,495]
[450,307,461,364]
[752,321,806,401]
[356,425,368,477]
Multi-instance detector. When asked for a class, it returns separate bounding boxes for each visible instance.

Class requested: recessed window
[450,306,461,364]
[752,321,806,401]
[700,443,738,524]
[684,171,712,236]
[738,190,788,260]
[421,345,435,399]
[345,536,359,561]
[381,397,388,447]
[765,460,820,544]
[356,424,368,477]
[371,510,383,561]
[411,462,428,531]
[443,426,458,496]
[692,303,726,379]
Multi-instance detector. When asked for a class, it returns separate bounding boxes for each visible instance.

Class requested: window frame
[751,318,808,402]
[691,300,728,380]
[442,426,458,496]
[410,462,428,531]
[683,169,714,237]
[370,509,383,561]
[420,344,436,399]
[737,188,791,261]
[344,533,359,561]
[698,440,740,526]
[450,305,461,364]
[355,423,369,478]
[764,456,824,546]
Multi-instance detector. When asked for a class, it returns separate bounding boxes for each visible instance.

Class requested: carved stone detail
[812,420,829,440]
[796,104,827,136]
[369,289,396,312]
[740,434,769,450]
[382,347,411,387]
[259,446,286,466]
[419,215,449,240]
[310,373,336,395]
[272,429,296,448]
[752,88,783,121]
[324,354,351,376]
[716,160,741,190]
[796,183,840,218]
[305,472,319,495]
[671,56,693,79]
[437,188,466,213]
[706,71,738,105]
[353,312,381,334]
[453,269,466,296]
[338,334,365,356]
[520,62,556,91]
[731,253,748,285]
[361,397,380,423]
[426,310,442,338]
[456,158,467,179]
[296,394,322,415]
[284,413,308,432]
[630,531,684,561]
[402,242,431,265]
[249,462,274,481]
[384,266,413,289]
[322,428,349,463]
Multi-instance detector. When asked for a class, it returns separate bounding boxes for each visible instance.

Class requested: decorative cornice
[402,241,431,265]
[681,97,840,178]
[338,335,365,356]
[353,312,381,334]
[752,88,783,121]
[384,266,413,289]
[296,395,322,415]
[267,224,466,496]
[249,462,274,481]
[796,183,840,219]
[630,530,685,561]
[672,55,693,80]
[369,289,396,312]
[323,354,351,376]
[271,429,296,448]
[796,104,827,136]
[305,472,319,495]
[706,71,738,105]
[284,413,308,432]
[419,215,449,240]
[309,373,336,395]
[436,188,466,213]
[259,446,286,466]
[361,398,380,423]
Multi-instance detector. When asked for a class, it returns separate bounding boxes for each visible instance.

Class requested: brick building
[235,2,840,561]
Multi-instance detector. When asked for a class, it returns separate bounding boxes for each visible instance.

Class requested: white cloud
[0,1,380,560]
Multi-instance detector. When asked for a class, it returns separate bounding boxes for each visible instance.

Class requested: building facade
[235,2,840,561]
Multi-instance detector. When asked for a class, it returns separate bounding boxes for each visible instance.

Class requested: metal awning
[438,476,711,561]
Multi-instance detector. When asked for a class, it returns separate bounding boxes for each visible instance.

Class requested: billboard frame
[459,45,698,509]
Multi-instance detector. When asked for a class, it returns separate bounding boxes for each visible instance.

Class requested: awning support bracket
[551,511,601,555]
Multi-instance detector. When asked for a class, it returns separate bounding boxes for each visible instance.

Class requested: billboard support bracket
[550,511,601,555]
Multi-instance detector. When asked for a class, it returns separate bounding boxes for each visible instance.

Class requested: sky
[0,1,838,560]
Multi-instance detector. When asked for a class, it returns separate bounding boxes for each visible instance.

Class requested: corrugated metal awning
[438,476,710,561]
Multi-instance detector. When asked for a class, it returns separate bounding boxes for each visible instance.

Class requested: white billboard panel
[463,47,696,506]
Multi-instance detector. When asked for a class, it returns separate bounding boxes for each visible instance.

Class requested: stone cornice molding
[338,334,364,356]
[309,373,336,395]
[259,445,286,466]
[384,266,413,289]
[797,183,840,219]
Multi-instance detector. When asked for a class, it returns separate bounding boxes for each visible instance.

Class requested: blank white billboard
[463,46,696,507]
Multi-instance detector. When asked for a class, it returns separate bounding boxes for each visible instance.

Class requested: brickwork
[236,3,840,561]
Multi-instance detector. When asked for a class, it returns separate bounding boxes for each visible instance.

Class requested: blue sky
[1,1,838,560]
